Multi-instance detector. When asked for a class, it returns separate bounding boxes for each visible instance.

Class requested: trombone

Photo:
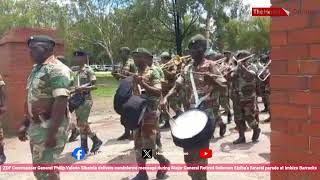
[161,55,191,70]
[257,60,271,81]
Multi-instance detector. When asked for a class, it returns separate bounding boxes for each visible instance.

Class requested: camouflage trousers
[204,106,223,132]
[168,93,183,114]
[219,90,231,113]
[75,99,95,138]
[233,97,259,131]
[134,104,168,165]
[28,117,69,180]
[183,140,209,180]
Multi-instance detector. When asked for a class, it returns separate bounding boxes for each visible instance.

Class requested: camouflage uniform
[231,62,260,144]
[132,48,169,180]
[121,58,138,76]
[176,58,226,180]
[74,64,102,152]
[255,61,271,114]
[26,55,72,179]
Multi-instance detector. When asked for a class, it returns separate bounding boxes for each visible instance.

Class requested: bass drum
[170,109,214,149]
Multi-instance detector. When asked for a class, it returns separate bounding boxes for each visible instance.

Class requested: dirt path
[0,96,270,180]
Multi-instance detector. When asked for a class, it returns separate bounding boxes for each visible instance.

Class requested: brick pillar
[270,0,320,180]
[0,28,64,134]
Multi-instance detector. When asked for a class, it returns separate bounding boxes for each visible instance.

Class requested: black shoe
[0,145,6,164]
[263,117,271,123]
[219,123,227,137]
[117,132,131,141]
[90,135,103,153]
[132,171,148,180]
[252,128,261,142]
[227,112,232,124]
[261,109,269,113]
[156,159,170,179]
[80,136,89,154]
[233,136,246,144]
[68,128,80,142]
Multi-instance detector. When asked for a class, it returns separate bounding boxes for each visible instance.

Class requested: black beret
[27,35,55,47]
[132,48,153,58]
[188,34,207,49]
[73,50,89,57]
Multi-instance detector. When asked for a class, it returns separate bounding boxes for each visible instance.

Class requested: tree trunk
[205,12,212,39]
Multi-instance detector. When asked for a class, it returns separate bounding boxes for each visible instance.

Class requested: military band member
[131,48,170,180]
[0,73,7,164]
[17,35,72,179]
[73,51,102,154]
[56,56,81,142]
[229,50,261,144]
[112,47,137,140]
[163,34,227,180]
[204,49,216,60]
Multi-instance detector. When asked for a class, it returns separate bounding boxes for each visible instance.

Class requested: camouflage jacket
[26,55,72,119]
[231,65,257,100]
[176,59,225,108]
[122,58,137,74]
[74,64,96,99]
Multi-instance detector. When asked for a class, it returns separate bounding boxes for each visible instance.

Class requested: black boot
[252,127,261,142]
[132,170,148,180]
[68,128,80,142]
[80,135,89,154]
[227,112,232,124]
[233,129,246,144]
[155,155,170,179]
[117,128,131,140]
[156,159,170,179]
[90,134,103,153]
[219,123,227,137]
[0,145,6,164]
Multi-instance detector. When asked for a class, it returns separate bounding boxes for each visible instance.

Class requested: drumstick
[183,71,223,77]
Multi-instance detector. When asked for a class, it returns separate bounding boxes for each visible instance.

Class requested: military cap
[132,48,153,58]
[188,34,207,48]
[236,50,251,59]
[73,50,90,57]
[27,35,55,47]
[223,50,232,54]
[120,47,131,52]
[160,51,170,58]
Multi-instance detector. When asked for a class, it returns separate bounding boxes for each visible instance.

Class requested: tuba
[258,60,271,81]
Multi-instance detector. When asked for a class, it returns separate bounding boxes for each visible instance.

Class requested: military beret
[236,50,251,58]
[120,47,131,52]
[27,35,55,47]
[188,34,207,48]
[132,48,153,58]
[73,50,90,57]
[160,52,170,58]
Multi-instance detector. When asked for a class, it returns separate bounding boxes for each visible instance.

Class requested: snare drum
[170,109,214,149]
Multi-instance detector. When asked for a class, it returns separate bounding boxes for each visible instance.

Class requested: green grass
[92,72,119,97]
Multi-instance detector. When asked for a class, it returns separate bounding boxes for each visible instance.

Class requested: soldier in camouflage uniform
[56,56,81,142]
[229,50,261,144]
[131,48,170,180]
[112,47,137,140]
[0,73,7,164]
[256,54,271,122]
[17,35,72,179]
[163,35,227,180]
[73,51,103,154]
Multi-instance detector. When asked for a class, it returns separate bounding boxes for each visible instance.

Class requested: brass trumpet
[258,60,271,81]
[161,55,192,70]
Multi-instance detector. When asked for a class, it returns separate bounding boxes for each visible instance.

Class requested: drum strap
[189,69,199,106]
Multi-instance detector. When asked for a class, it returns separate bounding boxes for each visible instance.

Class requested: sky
[243,0,272,8]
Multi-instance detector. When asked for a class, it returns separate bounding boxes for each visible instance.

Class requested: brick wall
[271,0,320,179]
[0,28,64,134]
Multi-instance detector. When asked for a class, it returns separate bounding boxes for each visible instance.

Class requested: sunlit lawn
[92,72,119,97]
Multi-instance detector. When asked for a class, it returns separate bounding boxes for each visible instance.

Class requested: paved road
[1,99,270,180]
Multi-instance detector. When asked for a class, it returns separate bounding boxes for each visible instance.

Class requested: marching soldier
[205,49,216,60]
[256,54,271,122]
[73,51,103,154]
[56,56,81,142]
[131,48,170,180]
[229,50,261,144]
[163,34,227,180]
[112,47,137,140]
[17,35,72,179]
[0,73,6,164]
